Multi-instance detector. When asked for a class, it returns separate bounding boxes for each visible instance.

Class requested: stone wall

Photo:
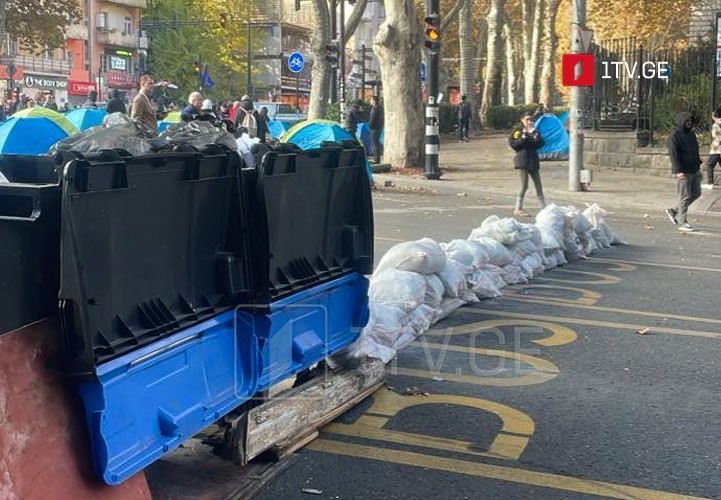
[584,131,672,176]
[690,0,721,42]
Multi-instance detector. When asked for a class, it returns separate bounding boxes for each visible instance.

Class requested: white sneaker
[702,184,714,190]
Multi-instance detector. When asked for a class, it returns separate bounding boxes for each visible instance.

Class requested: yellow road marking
[466,309,721,340]
[428,319,578,347]
[324,390,534,460]
[536,269,621,285]
[497,296,721,327]
[588,257,721,274]
[504,284,602,306]
[394,340,559,386]
[308,439,710,500]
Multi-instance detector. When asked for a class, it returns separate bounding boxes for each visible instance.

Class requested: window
[68,51,75,70]
[124,17,132,35]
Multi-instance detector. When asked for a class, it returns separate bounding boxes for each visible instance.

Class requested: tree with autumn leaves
[3,0,81,52]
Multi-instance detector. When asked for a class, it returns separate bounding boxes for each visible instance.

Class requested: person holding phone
[509,113,546,218]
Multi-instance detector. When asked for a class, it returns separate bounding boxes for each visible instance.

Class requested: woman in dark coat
[509,114,546,217]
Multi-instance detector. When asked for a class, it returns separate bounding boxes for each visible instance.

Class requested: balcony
[99,0,147,8]
[96,28,140,48]
[0,55,70,74]
[65,23,89,41]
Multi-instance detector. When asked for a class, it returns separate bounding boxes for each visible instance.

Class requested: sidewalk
[374,135,721,216]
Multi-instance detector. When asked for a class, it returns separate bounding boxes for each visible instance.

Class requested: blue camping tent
[66,108,107,130]
[281,119,355,149]
[0,117,70,155]
[356,122,385,157]
[282,119,373,181]
[536,113,569,161]
[268,119,288,139]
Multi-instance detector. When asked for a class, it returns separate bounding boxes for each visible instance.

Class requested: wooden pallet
[221,360,386,467]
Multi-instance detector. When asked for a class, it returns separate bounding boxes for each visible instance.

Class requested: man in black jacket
[457,95,471,142]
[509,114,545,217]
[106,89,126,114]
[369,96,384,163]
[666,112,702,232]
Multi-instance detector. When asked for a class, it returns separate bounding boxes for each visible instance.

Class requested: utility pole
[569,0,586,192]
[246,0,252,97]
[330,0,338,103]
[339,0,346,121]
[423,0,441,180]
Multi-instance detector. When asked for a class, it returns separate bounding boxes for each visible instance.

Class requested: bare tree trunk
[504,23,516,106]
[345,0,369,40]
[374,0,424,168]
[308,0,331,120]
[459,0,476,111]
[480,0,505,125]
[471,17,487,130]
[520,0,531,96]
[524,0,543,104]
[538,0,560,106]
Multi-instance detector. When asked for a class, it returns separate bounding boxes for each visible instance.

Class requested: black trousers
[459,120,470,140]
[706,154,721,184]
[371,129,383,163]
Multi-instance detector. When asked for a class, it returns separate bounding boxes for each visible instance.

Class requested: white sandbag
[509,239,539,259]
[580,230,599,256]
[540,228,562,251]
[466,236,514,267]
[591,228,611,248]
[562,205,593,235]
[437,260,478,302]
[474,216,532,246]
[536,204,566,247]
[441,239,490,269]
[554,249,568,266]
[339,302,410,363]
[409,304,437,336]
[563,232,586,261]
[520,253,544,278]
[424,274,445,309]
[501,264,529,284]
[469,270,502,299]
[373,237,447,276]
[544,253,558,271]
[435,297,466,322]
[369,269,427,313]
[481,264,508,290]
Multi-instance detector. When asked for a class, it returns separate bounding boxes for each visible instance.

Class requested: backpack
[241,108,257,138]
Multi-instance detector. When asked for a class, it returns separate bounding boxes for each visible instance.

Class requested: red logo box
[562,54,595,86]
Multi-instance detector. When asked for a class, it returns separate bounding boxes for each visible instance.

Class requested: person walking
[257,106,270,143]
[131,75,158,135]
[233,95,258,137]
[509,113,546,218]
[106,89,126,114]
[457,95,471,142]
[369,96,384,163]
[345,100,362,136]
[704,108,721,189]
[665,112,703,232]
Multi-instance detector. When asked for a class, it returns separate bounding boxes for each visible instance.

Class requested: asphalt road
[254,185,721,499]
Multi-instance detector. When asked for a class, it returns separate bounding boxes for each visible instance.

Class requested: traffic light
[424,15,441,54]
[219,12,228,28]
[325,40,339,67]
[192,60,202,75]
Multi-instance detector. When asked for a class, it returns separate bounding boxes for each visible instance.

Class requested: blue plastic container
[248,273,369,391]
[80,272,368,485]
[79,311,259,485]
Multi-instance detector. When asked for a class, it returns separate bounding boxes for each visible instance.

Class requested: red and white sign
[69,81,97,96]
[107,71,137,89]
[0,64,24,80]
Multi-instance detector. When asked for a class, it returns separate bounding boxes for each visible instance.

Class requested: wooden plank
[244,360,386,462]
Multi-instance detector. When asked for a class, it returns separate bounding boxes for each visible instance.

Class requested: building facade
[690,0,721,41]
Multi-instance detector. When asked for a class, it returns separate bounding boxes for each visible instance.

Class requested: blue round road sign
[288,52,305,73]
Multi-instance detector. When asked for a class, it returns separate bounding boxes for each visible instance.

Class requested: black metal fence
[585,37,716,146]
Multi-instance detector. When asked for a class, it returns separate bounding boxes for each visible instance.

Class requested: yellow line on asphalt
[497,296,721,327]
[535,269,621,285]
[428,318,578,346]
[588,257,721,274]
[465,309,721,340]
[308,439,709,500]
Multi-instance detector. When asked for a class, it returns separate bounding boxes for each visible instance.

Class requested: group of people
[179,92,270,142]
[344,96,384,164]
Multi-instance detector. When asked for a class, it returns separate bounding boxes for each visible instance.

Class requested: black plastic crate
[237,140,374,305]
[0,156,62,335]
[58,146,246,377]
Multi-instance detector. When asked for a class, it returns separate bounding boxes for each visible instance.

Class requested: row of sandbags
[338,203,624,364]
